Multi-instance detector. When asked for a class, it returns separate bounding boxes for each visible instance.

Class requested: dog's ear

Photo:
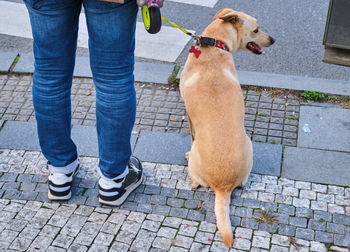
[219,12,242,24]
[213,8,233,20]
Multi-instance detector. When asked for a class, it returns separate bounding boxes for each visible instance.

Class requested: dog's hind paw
[237,184,245,189]
[192,180,200,190]
[185,152,190,160]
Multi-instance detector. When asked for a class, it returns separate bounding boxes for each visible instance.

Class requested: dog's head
[214,8,275,54]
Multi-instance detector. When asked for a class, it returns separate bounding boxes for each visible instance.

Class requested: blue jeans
[24,0,138,177]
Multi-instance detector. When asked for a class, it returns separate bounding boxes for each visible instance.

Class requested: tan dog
[179,8,275,247]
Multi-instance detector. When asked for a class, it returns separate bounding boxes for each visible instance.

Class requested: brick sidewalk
[0,74,299,147]
[0,149,350,251]
[2,73,350,251]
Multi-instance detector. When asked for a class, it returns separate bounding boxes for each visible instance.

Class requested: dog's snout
[269,36,275,45]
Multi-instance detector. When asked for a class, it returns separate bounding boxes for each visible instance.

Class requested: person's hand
[136,0,164,8]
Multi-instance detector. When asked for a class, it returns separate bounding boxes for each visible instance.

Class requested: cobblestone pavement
[0,149,350,251]
[0,74,300,146]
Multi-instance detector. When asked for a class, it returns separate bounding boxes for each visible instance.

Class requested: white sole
[48,191,71,201]
[99,173,144,207]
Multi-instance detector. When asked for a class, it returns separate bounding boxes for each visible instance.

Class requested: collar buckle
[199,36,216,46]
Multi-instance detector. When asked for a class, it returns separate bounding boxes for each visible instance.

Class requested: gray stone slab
[71,125,137,157]
[0,121,40,151]
[0,52,17,72]
[177,68,350,96]
[74,57,92,77]
[133,131,281,175]
[36,56,174,84]
[133,131,190,165]
[298,106,350,152]
[252,142,282,176]
[282,146,350,186]
[13,53,34,73]
[134,61,174,84]
[0,120,4,129]
[0,122,137,157]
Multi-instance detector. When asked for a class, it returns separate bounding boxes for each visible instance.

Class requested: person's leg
[83,0,138,177]
[23,0,83,199]
[83,0,142,206]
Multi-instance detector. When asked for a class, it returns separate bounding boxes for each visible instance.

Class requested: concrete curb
[1,52,175,85]
[177,67,350,96]
[0,121,281,177]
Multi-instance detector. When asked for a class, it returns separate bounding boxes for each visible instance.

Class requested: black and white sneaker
[98,156,143,206]
[48,160,80,201]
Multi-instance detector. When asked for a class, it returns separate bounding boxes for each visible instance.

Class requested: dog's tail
[214,189,233,247]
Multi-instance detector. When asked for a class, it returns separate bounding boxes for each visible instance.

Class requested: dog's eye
[253,28,259,33]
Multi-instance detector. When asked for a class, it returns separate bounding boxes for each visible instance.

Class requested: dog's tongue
[248,42,263,54]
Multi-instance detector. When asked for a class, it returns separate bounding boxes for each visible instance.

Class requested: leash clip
[193,36,201,46]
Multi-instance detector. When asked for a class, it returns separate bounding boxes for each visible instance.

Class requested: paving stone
[157,227,177,239]
[178,224,197,237]
[289,217,307,228]
[169,207,188,218]
[271,234,290,246]
[315,231,333,243]
[134,61,175,84]
[334,233,350,246]
[110,241,130,251]
[210,241,229,252]
[68,243,88,252]
[308,219,326,231]
[295,228,314,240]
[187,210,205,221]
[278,224,295,236]
[167,198,184,208]
[9,237,32,251]
[152,205,170,216]
[0,229,18,243]
[152,237,172,251]
[333,213,350,225]
[232,237,251,250]
[235,227,252,240]
[251,142,282,176]
[0,173,18,182]
[174,235,193,249]
[133,131,190,165]
[39,225,61,239]
[190,242,210,252]
[30,235,53,250]
[199,221,217,233]
[313,211,332,222]
[296,208,313,218]
[252,235,270,249]
[52,234,74,249]
[298,106,350,152]
[327,222,345,234]
[13,53,34,73]
[0,121,40,150]
[235,207,253,218]
[278,204,295,216]
[161,188,178,198]
[282,146,350,186]
[73,57,92,77]
[93,232,114,246]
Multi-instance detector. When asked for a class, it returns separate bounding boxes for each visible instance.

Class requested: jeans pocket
[99,0,135,8]
[22,0,45,9]
[24,0,80,10]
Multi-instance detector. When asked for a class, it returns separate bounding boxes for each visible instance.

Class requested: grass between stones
[252,208,279,226]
